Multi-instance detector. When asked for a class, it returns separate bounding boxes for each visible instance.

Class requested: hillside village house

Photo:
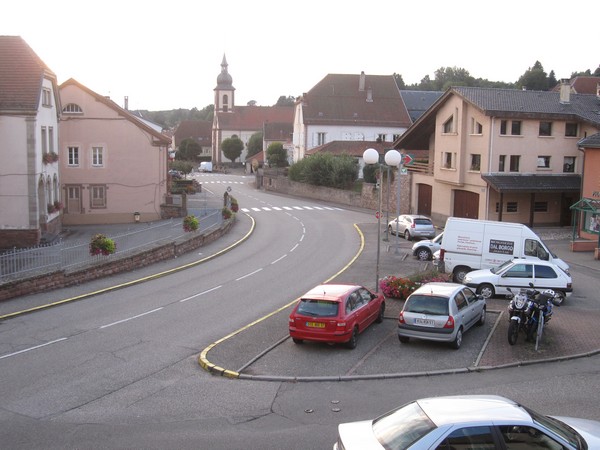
[172,120,212,161]
[0,36,62,247]
[211,55,293,165]
[394,83,600,228]
[59,78,171,225]
[292,72,413,163]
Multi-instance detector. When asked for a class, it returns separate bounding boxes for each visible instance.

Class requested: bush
[89,234,116,256]
[222,207,233,220]
[183,215,199,232]
[288,153,358,189]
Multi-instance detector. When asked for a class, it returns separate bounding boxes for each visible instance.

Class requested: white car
[463,259,572,302]
[412,232,443,261]
[333,395,600,450]
[387,214,435,241]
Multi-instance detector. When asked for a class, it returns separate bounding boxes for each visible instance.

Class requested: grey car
[333,395,600,449]
[387,214,435,241]
[398,282,486,349]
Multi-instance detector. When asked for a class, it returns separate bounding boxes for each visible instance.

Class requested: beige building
[395,84,600,228]
[59,79,171,225]
[0,36,62,247]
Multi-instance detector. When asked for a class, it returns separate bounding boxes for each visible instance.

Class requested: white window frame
[92,147,104,167]
[68,146,80,166]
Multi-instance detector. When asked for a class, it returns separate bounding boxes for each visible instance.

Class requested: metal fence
[1,209,222,283]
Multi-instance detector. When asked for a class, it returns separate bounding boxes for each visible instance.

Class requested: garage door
[453,190,479,219]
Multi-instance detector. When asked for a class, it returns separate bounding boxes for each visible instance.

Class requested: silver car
[333,395,600,450]
[398,282,486,349]
[412,232,443,261]
[387,214,435,241]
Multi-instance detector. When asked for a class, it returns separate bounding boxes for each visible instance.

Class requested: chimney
[559,79,570,104]
[124,96,129,110]
[359,71,365,91]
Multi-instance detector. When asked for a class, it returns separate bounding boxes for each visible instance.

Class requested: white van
[199,161,213,172]
[435,217,569,282]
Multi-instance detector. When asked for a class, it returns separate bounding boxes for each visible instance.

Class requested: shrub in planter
[47,203,56,214]
[230,196,239,212]
[379,276,418,300]
[53,200,63,211]
[89,234,116,256]
[222,207,233,220]
[183,214,199,232]
[42,151,59,165]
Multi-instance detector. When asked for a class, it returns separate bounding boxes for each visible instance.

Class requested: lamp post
[363,148,382,292]
[384,150,402,254]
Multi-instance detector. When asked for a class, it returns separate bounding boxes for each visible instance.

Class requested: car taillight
[567,283,572,290]
[398,312,405,324]
[288,317,294,323]
[411,223,415,228]
[439,249,445,261]
[443,316,454,329]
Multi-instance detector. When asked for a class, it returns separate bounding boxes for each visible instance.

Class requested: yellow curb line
[0,215,256,321]
[198,223,366,378]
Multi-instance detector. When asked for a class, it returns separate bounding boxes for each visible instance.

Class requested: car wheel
[375,303,385,323]
[346,327,358,349]
[415,247,432,261]
[292,338,303,344]
[476,283,495,299]
[398,336,409,344]
[477,307,486,326]
[388,225,395,236]
[453,267,470,283]
[404,230,411,240]
[451,327,463,349]
[553,291,566,306]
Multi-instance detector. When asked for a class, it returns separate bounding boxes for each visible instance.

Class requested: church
[211,55,294,165]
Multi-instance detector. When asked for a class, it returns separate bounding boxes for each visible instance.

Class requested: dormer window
[443,116,454,134]
[62,103,83,114]
[42,88,52,107]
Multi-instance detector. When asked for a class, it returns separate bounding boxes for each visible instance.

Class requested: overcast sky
[4,0,597,111]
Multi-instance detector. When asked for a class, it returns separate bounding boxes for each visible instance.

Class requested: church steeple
[214,54,235,112]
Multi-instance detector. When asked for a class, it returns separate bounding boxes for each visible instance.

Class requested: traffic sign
[401,154,414,165]
[375,211,381,219]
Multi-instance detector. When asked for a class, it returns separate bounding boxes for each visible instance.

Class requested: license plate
[415,318,435,327]
[306,321,325,328]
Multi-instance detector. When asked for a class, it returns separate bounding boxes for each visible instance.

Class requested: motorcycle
[506,287,534,345]
[525,287,555,349]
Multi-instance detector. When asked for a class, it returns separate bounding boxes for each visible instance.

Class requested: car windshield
[525,406,584,449]
[404,295,449,315]
[296,299,338,317]
[372,401,436,450]
[491,259,514,274]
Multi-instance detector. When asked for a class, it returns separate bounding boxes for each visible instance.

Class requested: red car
[288,284,386,349]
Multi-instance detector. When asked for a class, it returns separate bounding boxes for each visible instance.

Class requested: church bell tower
[214,54,235,113]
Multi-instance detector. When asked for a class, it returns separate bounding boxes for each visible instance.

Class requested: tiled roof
[400,90,443,123]
[0,36,56,112]
[481,173,581,193]
[307,141,395,157]
[452,86,600,126]
[264,122,292,142]
[60,78,171,145]
[245,150,264,163]
[216,105,293,130]
[173,120,212,146]
[301,73,412,127]
[578,132,600,148]
[552,76,600,95]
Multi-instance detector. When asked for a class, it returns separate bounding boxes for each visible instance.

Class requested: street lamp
[363,148,382,292]
[384,150,402,254]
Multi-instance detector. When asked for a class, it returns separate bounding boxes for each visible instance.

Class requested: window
[535,265,558,279]
[62,103,83,114]
[498,425,567,449]
[443,116,454,133]
[509,155,520,172]
[454,291,468,310]
[377,134,387,142]
[42,88,52,106]
[525,239,549,260]
[317,132,326,146]
[507,201,518,213]
[436,426,496,450]
[563,156,575,173]
[392,134,401,141]
[500,120,522,135]
[92,147,104,167]
[499,155,506,172]
[68,146,79,166]
[471,118,483,134]
[470,154,481,171]
[48,127,54,152]
[565,122,578,137]
[534,201,548,212]
[90,185,106,208]
[442,152,454,169]
[537,156,551,169]
[41,127,48,153]
[539,121,553,136]
[505,263,533,278]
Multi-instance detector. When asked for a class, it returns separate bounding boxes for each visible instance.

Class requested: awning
[570,197,600,212]
[481,174,581,193]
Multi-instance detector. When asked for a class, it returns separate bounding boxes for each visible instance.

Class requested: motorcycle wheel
[508,320,519,345]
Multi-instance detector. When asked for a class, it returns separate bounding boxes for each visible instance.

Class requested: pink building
[59,79,171,224]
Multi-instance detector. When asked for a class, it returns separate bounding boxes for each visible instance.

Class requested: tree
[517,61,549,90]
[393,73,406,90]
[266,142,289,167]
[170,160,194,175]
[221,137,244,163]
[275,96,296,106]
[176,138,201,161]
[247,132,263,158]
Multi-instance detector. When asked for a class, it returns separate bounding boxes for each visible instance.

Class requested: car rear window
[297,299,338,317]
[414,219,432,226]
[372,401,436,449]
[404,295,449,315]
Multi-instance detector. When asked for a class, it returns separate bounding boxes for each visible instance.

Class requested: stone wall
[0,219,234,302]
